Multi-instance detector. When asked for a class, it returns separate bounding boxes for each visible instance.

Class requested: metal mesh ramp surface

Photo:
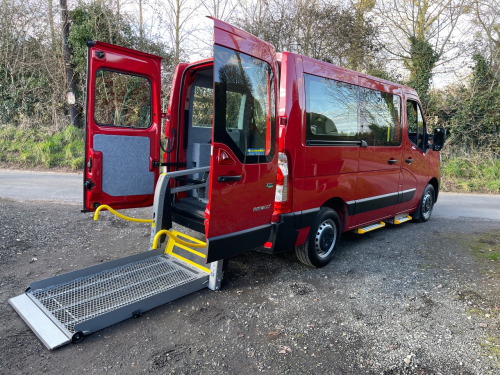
[9,251,209,349]
[32,255,201,333]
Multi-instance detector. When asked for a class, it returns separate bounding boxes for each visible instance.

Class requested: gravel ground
[0,198,499,375]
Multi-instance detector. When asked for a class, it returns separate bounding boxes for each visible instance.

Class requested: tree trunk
[175,0,180,66]
[139,0,144,46]
[48,0,56,45]
[60,0,78,127]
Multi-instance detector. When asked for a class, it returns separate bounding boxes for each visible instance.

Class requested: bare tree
[60,0,78,126]
[374,0,472,106]
[0,0,67,128]
[472,0,500,75]
[138,0,144,44]
[375,0,471,68]
[200,0,237,20]
[348,0,377,71]
[235,0,298,53]
[48,0,57,45]
[157,0,199,66]
[235,0,377,71]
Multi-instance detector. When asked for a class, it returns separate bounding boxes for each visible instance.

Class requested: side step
[386,214,412,225]
[9,251,209,350]
[356,221,386,234]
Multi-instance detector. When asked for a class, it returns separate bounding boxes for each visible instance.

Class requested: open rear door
[205,19,279,262]
[84,41,162,211]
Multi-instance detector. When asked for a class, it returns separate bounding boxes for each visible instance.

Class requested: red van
[83,19,445,268]
[9,19,448,349]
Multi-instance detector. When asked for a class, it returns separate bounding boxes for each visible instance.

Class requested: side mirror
[432,127,446,151]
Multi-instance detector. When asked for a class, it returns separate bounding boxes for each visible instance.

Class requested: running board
[9,251,209,350]
[386,214,412,225]
[356,221,386,234]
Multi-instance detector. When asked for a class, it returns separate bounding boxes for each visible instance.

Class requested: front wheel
[415,184,435,222]
[295,208,341,268]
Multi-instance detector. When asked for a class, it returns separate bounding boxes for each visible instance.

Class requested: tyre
[295,208,341,268]
[415,184,435,222]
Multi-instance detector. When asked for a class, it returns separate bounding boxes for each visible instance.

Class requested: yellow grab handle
[152,229,206,250]
[93,205,154,223]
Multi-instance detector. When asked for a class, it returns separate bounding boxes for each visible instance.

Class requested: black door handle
[218,175,242,182]
[405,158,413,164]
[387,159,398,165]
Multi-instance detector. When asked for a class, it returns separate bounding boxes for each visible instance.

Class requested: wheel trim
[314,220,336,259]
[422,192,433,220]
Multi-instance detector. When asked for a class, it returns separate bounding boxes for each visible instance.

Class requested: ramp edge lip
[9,294,71,350]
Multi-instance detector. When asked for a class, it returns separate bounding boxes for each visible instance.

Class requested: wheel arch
[321,197,347,231]
[429,177,439,203]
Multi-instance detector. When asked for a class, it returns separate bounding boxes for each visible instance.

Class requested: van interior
[171,66,214,232]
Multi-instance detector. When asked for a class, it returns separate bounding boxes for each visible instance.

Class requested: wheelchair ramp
[9,251,209,350]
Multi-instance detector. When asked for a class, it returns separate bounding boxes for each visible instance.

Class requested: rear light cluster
[272,151,291,221]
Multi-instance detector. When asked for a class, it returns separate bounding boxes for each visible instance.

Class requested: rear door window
[94,69,151,128]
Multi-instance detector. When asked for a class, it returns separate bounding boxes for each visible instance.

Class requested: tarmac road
[0,169,81,204]
[1,168,499,220]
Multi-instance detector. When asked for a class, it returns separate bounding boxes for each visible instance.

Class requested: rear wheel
[295,208,341,268]
[415,184,435,222]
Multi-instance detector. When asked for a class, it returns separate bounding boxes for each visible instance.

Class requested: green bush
[0,125,84,170]
[441,151,500,194]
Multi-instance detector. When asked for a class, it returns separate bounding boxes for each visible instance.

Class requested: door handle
[405,158,414,164]
[217,175,242,182]
[387,158,398,165]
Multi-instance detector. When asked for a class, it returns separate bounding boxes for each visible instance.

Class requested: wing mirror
[432,127,446,151]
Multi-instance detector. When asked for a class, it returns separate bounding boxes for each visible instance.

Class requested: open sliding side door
[205,19,279,262]
[84,41,162,211]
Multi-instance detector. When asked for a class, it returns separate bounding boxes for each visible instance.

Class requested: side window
[304,73,401,146]
[406,100,426,150]
[305,74,358,142]
[214,45,275,163]
[94,70,151,128]
[192,86,213,128]
[360,88,401,146]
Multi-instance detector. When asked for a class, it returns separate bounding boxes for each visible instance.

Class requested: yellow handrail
[93,205,154,223]
[152,229,206,250]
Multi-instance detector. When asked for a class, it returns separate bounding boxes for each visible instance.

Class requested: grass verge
[441,152,500,194]
[0,125,84,170]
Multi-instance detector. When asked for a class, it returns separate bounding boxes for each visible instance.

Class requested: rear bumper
[257,208,319,254]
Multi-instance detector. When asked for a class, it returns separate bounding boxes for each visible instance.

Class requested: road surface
[0,169,81,204]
